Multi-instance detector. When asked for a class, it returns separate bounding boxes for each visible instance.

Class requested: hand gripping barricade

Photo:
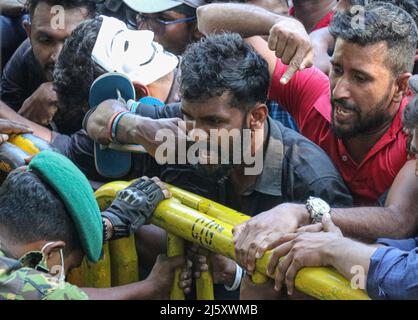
[0,138,371,299]
[69,181,371,300]
[2,70,370,299]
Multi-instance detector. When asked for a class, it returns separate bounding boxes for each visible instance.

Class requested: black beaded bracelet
[102,218,109,243]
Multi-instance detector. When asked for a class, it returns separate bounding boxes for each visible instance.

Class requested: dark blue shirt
[367,237,418,300]
[54,103,353,214]
[1,38,46,111]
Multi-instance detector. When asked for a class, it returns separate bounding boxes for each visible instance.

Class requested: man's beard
[192,120,249,183]
[331,91,393,139]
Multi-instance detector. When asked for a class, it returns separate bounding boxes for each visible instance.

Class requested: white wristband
[224,264,244,291]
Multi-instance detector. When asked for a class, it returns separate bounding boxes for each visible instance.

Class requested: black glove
[102,178,166,240]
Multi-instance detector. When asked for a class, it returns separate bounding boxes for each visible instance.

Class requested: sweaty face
[181,93,251,181]
[29,3,90,81]
[329,39,397,139]
[137,10,195,55]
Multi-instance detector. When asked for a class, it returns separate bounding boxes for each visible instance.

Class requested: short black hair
[25,0,96,18]
[330,2,418,75]
[180,32,270,110]
[0,170,82,256]
[403,96,418,129]
[353,0,418,29]
[53,16,104,132]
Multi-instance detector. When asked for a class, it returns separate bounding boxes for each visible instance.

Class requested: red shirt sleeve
[268,58,331,129]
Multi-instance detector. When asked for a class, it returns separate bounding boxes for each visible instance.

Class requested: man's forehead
[182,94,235,116]
[32,2,89,36]
[333,39,390,73]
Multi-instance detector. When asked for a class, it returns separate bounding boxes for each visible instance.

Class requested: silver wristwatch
[305,197,331,223]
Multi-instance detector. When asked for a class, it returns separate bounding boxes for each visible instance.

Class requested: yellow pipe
[96,182,370,300]
[168,186,268,285]
[82,243,112,288]
[95,181,130,209]
[0,142,28,173]
[195,249,215,300]
[251,272,268,284]
[167,234,186,300]
[95,181,139,287]
[8,134,52,155]
[169,182,268,286]
[109,237,139,286]
[166,184,248,226]
[151,200,369,300]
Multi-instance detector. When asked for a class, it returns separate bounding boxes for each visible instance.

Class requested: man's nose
[332,76,351,101]
[50,42,64,62]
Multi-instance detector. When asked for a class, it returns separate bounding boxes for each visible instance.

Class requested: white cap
[123,0,207,13]
[92,16,179,85]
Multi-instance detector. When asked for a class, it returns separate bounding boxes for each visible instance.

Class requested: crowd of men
[1,0,418,300]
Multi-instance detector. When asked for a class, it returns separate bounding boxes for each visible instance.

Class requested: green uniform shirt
[0,250,88,300]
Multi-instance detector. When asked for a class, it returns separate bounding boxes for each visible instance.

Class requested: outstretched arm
[197,3,314,84]
[0,100,52,142]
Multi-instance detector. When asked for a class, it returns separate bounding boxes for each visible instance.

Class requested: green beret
[28,150,102,262]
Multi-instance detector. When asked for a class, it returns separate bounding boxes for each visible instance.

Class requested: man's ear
[393,72,412,103]
[42,241,66,258]
[132,80,149,99]
[23,20,32,38]
[249,103,268,130]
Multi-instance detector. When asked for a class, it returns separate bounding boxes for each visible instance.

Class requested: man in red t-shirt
[311,0,418,75]
[288,0,336,33]
[198,2,418,276]
[199,3,414,206]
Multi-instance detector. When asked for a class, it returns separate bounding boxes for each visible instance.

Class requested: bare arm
[266,216,379,295]
[331,160,418,242]
[197,3,286,38]
[82,280,155,300]
[0,100,52,142]
[85,99,184,158]
[233,162,418,272]
[83,254,190,300]
[197,3,313,84]
[325,238,377,281]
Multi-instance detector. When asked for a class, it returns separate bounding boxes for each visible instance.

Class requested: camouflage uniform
[0,250,89,300]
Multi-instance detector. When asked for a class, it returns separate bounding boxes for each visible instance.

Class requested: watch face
[310,197,330,214]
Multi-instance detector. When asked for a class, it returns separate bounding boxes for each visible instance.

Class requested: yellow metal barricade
[94,181,369,300]
[6,135,371,299]
[167,234,186,300]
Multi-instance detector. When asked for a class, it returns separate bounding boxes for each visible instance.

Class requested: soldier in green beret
[0,150,191,300]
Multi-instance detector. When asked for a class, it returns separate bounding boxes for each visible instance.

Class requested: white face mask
[92,16,179,85]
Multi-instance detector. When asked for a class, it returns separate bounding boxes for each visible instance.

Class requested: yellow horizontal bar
[8,134,52,155]
[96,182,370,300]
[166,184,249,226]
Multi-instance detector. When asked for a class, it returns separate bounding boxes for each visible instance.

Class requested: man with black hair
[123,0,207,55]
[311,0,418,75]
[0,0,96,126]
[0,150,192,300]
[196,3,418,283]
[52,15,181,134]
[84,32,353,293]
[260,98,418,299]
